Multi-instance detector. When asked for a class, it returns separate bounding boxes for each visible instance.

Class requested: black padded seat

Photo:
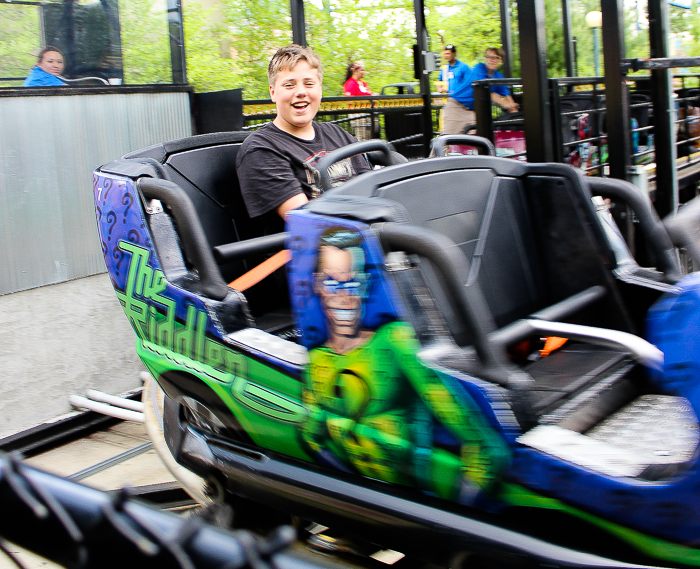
[376,168,546,332]
[124,132,255,277]
[332,156,629,334]
[318,156,642,427]
[525,345,631,416]
[379,168,495,261]
[118,132,290,319]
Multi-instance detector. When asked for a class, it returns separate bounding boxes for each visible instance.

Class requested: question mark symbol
[101,241,107,256]
[113,245,124,275]
[102,178,113,206]
[106,211,117,241]
[127,229,140,244]
[122,192,133,224]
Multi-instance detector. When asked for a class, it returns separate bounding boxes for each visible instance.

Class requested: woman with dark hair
[343,61,372,97]
[343,61,374,139]
[24,46,67,87]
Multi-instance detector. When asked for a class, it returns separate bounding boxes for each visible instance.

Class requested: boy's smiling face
[270,60,322,139]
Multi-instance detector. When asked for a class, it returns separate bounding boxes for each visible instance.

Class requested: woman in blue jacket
[24,47,67,87]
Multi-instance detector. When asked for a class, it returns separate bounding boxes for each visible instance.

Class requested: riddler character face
[315,243,369,339]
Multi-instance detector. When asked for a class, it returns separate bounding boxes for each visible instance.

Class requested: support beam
[63,0,76,77]
[648,0,678,218]
[601,0,630,181]
[414,0,432,156]
[517,0,553,163]
[562,0,574,77]
[166,0,187,84]
[291,0,307,47]
[500,0,513,78]
[99,0,124,80]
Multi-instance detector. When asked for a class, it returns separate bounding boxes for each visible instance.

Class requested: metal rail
[0,388,144,458]
[68,442,154,482]
[0,382,194,510]
[623,57,700,72]
[0,452,307,569]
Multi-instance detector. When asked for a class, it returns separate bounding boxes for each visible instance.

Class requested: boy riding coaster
[236,45,372,237]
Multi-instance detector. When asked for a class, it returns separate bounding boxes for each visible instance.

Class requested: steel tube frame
[517,0,553,163]
[414,0,433,157]
[593,28,600,77]
[166,0,187,84]
[601,0,631,181]
[61,0,76,76]
[474,83,494,142]
[500,0,513,78]
[648,0,678,218]
[562,0,574,78]
[291,0,307,46]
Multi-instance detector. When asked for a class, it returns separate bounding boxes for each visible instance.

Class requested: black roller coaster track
[0,451,355,569]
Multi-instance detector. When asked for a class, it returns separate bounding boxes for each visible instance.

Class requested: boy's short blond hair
[268,44,323,87]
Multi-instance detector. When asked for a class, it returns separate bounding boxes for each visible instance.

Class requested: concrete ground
[0,272,146,438]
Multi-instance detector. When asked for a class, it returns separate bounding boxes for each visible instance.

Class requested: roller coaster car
[95,132,700,568]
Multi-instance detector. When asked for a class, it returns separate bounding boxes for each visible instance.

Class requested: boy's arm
[237,146,306,219]
[277,193,308,217]
[490,80,518,112]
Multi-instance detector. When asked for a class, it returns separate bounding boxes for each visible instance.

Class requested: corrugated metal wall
[0,89,192,295]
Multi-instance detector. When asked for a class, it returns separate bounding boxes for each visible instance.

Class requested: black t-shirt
[236,122,371,233]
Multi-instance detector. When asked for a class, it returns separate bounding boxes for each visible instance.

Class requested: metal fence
[243,95,439,159]
[472,78,526,161]
[470,74,700,198]
[0,86,192,295]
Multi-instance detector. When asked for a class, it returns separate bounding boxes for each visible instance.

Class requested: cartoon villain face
[316,245,368,339]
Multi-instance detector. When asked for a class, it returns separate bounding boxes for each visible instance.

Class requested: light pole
[585,10,602,77]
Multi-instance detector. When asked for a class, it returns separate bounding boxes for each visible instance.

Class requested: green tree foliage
[540,1,697,80]
[217,0,293,98]
[306,0,417,96]
[425,0,503,67]
[183,2,245,92]
[0,5,42,86]
[18,0,693,95]
[120,0,172,83]
[667,1,700,65]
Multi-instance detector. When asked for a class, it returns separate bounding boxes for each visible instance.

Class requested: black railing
[471,74,700,190]
[674,76,700,181]
[242,94,438,159]
[473,78,526,160]
[242,75,700,188]
[549,77,607,174]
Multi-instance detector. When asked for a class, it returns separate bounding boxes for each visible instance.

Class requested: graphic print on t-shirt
[304,150,356,198]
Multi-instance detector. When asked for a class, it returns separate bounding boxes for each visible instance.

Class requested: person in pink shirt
[343,61,372,96]
[343,61,374,139]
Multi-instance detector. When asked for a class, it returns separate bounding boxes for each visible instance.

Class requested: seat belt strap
[228,249,291,292]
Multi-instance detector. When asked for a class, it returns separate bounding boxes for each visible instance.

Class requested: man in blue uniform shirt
[461,48,518,115]
[437,45,473,134]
